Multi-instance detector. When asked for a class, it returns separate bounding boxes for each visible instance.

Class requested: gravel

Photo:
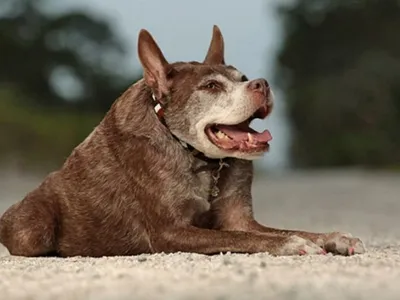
[1,169,400,300]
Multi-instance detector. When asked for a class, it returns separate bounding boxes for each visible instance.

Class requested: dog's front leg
[151,226,325,256]
[244,220,365,256]
[212,195,365,255]
[213,159,365,255]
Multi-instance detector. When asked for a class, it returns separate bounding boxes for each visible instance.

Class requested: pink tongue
[215,124,272,142]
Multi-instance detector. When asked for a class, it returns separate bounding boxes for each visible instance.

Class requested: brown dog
[0,26,365,257]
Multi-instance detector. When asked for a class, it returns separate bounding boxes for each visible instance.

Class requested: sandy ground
[1,168,400,300]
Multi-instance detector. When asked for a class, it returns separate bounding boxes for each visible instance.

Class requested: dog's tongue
[215,124,272,143]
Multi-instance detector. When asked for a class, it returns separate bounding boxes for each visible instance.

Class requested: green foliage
[0,0,141,167]
[0,0,139,112]
[275,0,400,168]
[0,88,103,169]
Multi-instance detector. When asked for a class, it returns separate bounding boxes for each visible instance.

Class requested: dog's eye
[240,75,248,82]
[204,81,219,90]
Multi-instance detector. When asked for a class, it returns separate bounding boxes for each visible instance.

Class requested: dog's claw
[299,249,307,255]
[323,232,365,256]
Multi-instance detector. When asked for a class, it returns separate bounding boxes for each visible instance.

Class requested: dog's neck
[150,92,229,197]
[150,92,216,162]
[151,93,189,149]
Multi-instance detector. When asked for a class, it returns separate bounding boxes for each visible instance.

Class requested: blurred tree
[275,0,400,168]
[0,0,142,169]
[0,0,139,112]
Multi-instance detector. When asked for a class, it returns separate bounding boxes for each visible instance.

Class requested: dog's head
[138,25,273,160]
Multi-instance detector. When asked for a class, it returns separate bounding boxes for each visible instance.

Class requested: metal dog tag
[210,185,220,197]
[209,159,229,198]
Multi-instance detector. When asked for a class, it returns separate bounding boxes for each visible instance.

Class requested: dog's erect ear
[203,25,225,65]
[138,29,170,98]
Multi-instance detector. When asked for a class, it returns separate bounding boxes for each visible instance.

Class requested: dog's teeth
[216,130,229,140]
[216,131,226,139]
[247,133,254,143]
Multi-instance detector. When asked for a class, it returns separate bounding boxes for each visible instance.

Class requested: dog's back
[0,81,158,256]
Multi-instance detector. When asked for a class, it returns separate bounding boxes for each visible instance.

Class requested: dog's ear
[203,25,225,65]
[138,29,170,98]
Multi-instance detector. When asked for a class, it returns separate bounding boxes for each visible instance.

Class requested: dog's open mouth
[205,106,272,153]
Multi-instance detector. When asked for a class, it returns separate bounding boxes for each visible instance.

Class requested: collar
[151,93,229,197]
[152,93,190,149]
[152,93,220,163]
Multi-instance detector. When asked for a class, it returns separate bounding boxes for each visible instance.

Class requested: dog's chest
[194,170,213,199]
[189,162,216,210]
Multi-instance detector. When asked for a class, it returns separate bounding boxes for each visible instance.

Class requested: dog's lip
[213,123,272,143]
[204,112,272,153]
[253,102,270,120]
[206,126,270,153]
[206,102,272,129]
[203,101,273,153]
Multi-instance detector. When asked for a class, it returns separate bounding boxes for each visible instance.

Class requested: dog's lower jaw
[183,122,270,160]
[183,133,268,160]
[207,146,268,160]
[206,150,267,161]
[193,147,267,161]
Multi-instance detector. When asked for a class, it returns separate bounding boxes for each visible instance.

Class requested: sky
[49,0,292,171]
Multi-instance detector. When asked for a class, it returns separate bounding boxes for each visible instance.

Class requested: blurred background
[1,0,399,175]
[2,0,400,261]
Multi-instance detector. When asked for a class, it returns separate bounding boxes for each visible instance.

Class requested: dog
[0,25,365,257]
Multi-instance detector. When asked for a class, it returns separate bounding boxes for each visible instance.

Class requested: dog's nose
[247,79,269,95]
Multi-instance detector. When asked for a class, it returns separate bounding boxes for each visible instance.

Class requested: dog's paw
[320,232,365,256]
[277,235,326,256]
